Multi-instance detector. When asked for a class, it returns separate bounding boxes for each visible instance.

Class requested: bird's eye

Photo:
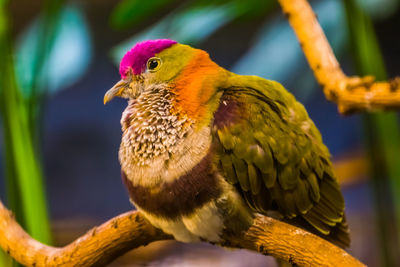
[147,57,162,72]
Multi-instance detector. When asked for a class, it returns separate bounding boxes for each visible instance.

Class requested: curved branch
[278,0,400,114]
[0,201,364,267]
[222,215,364,267]
[0,201,171,266]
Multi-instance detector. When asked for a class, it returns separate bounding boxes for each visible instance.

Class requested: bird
[104,39,350,248]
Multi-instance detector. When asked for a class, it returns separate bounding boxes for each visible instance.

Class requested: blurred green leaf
[357,0,399,19]
[111,0,277,64]
[190,0,275,18]
[110,0,275,30]
[0,250,5,267]
[344,0,400,266]
[0,249,14,267]
[231,0,276,19]
[110,0,178,29]
[0,42,52,244]
[112,3,238,65]
[0,2,25,266]
[0,0,54,254]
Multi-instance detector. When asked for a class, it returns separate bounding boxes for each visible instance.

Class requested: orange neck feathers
[171,50,227,124]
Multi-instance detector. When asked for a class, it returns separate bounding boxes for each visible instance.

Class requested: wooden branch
[0,201,364,267]
[278,0,400,114]
[222,215,364,267]
[0,201,170,266]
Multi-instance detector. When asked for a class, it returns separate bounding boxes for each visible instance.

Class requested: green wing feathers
[212,75,350,247]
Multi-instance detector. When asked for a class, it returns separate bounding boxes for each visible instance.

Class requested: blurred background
[0,0,400,266]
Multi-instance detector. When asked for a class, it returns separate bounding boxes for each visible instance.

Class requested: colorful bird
[104,39,349,248]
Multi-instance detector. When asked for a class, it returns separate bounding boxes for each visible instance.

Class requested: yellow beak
[103,79,128,104]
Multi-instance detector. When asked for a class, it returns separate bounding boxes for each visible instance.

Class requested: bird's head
[104,39,228,122]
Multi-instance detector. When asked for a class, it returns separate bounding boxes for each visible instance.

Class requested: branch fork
[279,0,400,114]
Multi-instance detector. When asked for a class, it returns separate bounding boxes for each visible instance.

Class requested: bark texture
[0,201,364,267]
[278,0,400,114]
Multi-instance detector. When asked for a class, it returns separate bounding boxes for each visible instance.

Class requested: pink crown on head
[119,39,177,78]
